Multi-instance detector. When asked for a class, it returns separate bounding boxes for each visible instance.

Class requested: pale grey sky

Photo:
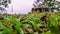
[7,0,36,14]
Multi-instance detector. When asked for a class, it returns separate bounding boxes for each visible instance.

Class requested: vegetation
[0,12,60,34]
[33,0,60,12]
[0,0,11,14]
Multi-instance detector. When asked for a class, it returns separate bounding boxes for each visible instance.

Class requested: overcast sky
[6,0,36,14]
[6,0,60,14]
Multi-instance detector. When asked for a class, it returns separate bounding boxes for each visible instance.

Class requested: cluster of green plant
[0,12,60,34]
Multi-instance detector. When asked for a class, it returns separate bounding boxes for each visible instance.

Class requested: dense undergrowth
[0,12,60,34]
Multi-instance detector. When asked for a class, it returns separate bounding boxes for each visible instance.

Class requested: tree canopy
[0,0,11,14]
[33,0,60,12]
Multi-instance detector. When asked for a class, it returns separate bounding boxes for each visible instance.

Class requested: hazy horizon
[6,0,36,14]
[6,0,60,14]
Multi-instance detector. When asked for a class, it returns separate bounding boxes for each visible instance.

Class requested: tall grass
[0,12,60,34]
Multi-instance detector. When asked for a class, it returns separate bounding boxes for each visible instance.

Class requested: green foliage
[0,12,60,34]
[0,0,11,14]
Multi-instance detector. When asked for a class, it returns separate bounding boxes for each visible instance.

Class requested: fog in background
[6,0,36,14]
[6,0,60,14]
